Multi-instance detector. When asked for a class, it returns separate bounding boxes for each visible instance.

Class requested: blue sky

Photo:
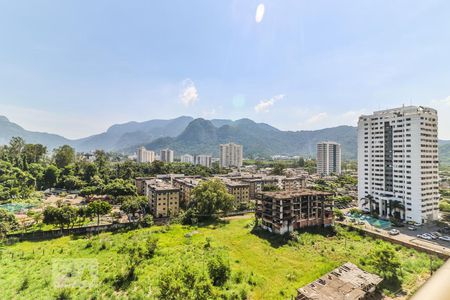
[1,0,450,139]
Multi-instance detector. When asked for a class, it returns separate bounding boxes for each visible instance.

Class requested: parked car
[357,221,365,225]
[417,234,432,240]
[431,231,442,237]
[389,229,400,235]
[407,226,417,231]
[438,236,450,242]
[427,233,438,240]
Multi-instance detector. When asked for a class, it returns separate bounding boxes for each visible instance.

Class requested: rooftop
[145,179,180,191]
[297,262,383,300]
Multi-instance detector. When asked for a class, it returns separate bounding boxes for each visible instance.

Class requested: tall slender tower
[316,142,342,176]
[357,106,439,224]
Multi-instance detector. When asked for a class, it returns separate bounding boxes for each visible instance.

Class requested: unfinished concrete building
[296,262,382,300]
[256,189,334,234]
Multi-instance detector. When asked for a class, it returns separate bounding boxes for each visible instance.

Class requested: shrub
[207,251,231,286]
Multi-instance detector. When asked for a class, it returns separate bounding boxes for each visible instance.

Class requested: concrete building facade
[256,189,334,235]
[357,106,439,224]
[160,149,174,163]
[219,143,243,168]
[317,142,341,176]
[137,147,156,163]
[144,179,180,218]
[195,154,212,168]
[180,154,194,164]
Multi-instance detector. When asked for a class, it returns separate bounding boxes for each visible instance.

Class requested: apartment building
[180,154,194,164]
[195,154,212,168]
[136,147,156,163]
[219,143,243,168]
[317,142,342,176]
[281,177,307,191]
[357,106,439,224]
[172,177,202,207]
[144,179,180,218]
[256,189,334,234]
[160,149,174,163]
[135,176,155,195]
[242,176,280,199]
[218,178,250,203]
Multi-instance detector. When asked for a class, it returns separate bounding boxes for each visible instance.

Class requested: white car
[417,234,432,240]
[438,236,450,242]
[389,229,400,235]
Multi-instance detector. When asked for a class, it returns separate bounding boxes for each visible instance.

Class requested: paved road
[339,219,450,257]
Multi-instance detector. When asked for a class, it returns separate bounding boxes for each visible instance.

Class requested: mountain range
[1,115,449,162]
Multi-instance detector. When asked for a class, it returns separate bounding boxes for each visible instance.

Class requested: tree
[43,205,78,230]
[23,144,47,164]
[158,262,213,300]
[103,179,136,199]
[271,163,285,175]
[190,179,234,217]
[43,165,60,189]
[0,208,19,238]
[120,196,148,222]
[61,175,85,191]
[333,208,344,221]
[207,251,230,286]
[88,200,112,227]
[53,145,75,169]
[369,245,400,279]
[262,184,280,192]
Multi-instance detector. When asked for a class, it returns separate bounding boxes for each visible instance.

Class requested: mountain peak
[0,115,10,122]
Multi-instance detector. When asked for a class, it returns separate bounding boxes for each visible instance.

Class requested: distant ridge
[1,114,450,162]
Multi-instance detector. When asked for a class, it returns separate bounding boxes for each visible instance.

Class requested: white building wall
[357,106,439,224]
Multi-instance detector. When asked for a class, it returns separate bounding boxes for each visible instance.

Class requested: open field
[0,215,444,299]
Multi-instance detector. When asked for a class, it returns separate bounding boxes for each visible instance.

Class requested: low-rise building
[172,176,202,207]
[135,177,155,195]
[144,179,180,218]
[296,262,382,300]
[281,176,306,191]
[220,179,250,204]
[242,176,280,199]
[256,189,333,234]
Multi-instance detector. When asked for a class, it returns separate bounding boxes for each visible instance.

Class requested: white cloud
[254,94,284,113]
[255,4,265,23]
[306,112,328,124]
[179,78,199,106]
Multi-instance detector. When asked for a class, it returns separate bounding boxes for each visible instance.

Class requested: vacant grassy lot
[0,215,443,299]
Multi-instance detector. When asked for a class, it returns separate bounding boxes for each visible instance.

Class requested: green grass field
[0,215,443,299]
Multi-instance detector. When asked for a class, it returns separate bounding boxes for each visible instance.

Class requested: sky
[1,0,450,139]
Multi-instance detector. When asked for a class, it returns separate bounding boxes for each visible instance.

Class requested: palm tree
[362,194,374,214]
[390,200,405,220]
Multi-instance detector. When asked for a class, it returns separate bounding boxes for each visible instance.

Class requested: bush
[141,215,154,227]
[207,251,231,286]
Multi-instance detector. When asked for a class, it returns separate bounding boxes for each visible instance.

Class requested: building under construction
[256,189,334,234]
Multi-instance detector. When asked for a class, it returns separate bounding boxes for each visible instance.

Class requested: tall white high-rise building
[219,143,243,168]
[316,142,341,176]
[357,106,439,224]
[180,154,194,164]
[195,154,212,167]
[136,147,155,163]
[160,149,174,163]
